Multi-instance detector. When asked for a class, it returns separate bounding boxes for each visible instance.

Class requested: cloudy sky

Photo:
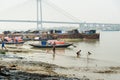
[0,0,120,31]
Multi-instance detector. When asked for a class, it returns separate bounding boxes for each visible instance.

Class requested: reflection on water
[81,39,99,43]
[53,53,55,60]
[39,48,66,54]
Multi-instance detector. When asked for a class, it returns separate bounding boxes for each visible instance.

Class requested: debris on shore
[0,61,81,80]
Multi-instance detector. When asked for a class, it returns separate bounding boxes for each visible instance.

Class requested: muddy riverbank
[0,60,81,80]
[0,53,120,80]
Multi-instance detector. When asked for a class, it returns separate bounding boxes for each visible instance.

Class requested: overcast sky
[0,0,120,31]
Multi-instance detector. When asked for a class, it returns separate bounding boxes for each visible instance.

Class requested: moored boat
[0,36,25,44]
[29,40,73,48]
[57,29,99,39]
[29,43,72,48]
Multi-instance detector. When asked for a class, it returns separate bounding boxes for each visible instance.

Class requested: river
[13,31,119,67]
[72,31,120,63]
[48,31,120,67]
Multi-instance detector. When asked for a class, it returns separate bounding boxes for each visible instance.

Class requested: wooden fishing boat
[0,36,25,44]
[29,43,73,48]
[30,40,73,48]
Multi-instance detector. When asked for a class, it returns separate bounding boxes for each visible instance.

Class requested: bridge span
[0,20,120,28]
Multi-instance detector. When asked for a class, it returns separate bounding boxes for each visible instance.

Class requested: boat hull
[0,41,25,44]
[29,43,72,48]
[57,33,99,39]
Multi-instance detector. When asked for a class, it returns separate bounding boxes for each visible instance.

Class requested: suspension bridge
[0,0,120,31]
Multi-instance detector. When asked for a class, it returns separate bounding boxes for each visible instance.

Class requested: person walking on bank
[52,42,56,54]
[52,42,56,60]
[1,40,7,50]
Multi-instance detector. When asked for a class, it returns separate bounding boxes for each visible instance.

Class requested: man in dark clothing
[76,50,81,58]
[52,42,56,54]
[1,40,7,50]
[52,42,56,60]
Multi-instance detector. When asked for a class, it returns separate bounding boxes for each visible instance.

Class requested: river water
[50,31,120,66]
[14,31,120,67]
[73,31,120,63]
